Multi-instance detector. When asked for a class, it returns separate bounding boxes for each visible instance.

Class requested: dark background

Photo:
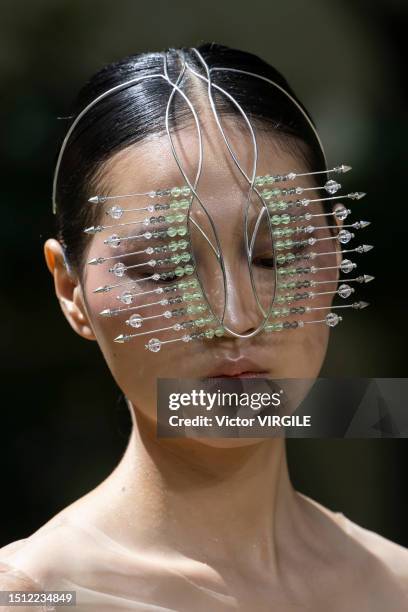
[1,0,407,548]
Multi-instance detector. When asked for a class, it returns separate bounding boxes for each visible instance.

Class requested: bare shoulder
[298,492,408,604]
[0,560,44,611]
[0,512,94,590]
[343,516,408,583]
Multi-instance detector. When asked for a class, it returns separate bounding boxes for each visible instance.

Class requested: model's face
[75,120,341,424]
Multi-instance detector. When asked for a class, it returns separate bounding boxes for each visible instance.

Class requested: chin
[188,436,267,449]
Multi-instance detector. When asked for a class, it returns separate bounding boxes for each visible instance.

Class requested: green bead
[281,214,291,224]
[281,308,290,316]
[180,252,191,263]
[178,239,189,250]
[273,229,283,237]
[174,213,185,223]
[184,264,194,275]
[271,188,281,197]
[169,201,180,209]
[177,280,189,289]
[262,190,272,200]
[271,308,281,317]
[167,226,177,237]
[189,279,199,288]
[286,253,296,263]
[174,266,184,277]
[276,254,286,265]
[187,305,198,314]
[168,241,178,251]
[177,226,187,236]
[270,215,281,225]
[170,254,181,264]
[205,329,215,339]
[178,199,190,209]
[171,187,181,197]
[278,201,287,210]
[181,186,191,196]
[165,215,175,223]
[194,318,205,327]
[214,327,225,337]
[265,322,283,333]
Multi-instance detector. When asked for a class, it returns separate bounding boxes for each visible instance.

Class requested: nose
[205,257,271,338]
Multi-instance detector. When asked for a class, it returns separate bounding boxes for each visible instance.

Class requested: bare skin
[1,121,407,610]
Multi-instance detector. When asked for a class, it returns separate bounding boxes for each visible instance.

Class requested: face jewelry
[52,49,373,353]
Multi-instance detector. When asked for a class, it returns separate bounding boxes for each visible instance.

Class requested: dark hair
[54,42,326,275]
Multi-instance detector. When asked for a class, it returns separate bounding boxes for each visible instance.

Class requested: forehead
[98,118,314,201]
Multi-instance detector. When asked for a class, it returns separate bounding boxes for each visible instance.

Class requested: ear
[44,239,96,341]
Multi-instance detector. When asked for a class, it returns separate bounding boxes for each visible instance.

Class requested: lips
[205,357,269,378]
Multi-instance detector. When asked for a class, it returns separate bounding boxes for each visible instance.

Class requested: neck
[102,401,300,572]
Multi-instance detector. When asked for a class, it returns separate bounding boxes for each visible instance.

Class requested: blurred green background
[1,0,407,548]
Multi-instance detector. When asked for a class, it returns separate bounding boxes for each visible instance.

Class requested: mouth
[210,372,269,379]
[204,358,269,379]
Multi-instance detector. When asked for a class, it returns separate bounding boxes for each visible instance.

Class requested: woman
[0,43,406,611]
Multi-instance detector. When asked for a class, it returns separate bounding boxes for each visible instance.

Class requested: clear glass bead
[334,205,349,221]
[147,338,161,352]
[325,180,341,195]
[120,291,133,305]
[163,310,172,318]
[108,205,123,219]
[340,259,355,273]
[128,313,143,328]
[112,262,126,277]
[106,234,121,248]
[325,312,340,327]
[338,283,353,298]
[338,229,353,244]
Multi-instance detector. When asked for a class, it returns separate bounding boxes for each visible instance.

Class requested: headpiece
[52,48,373,352]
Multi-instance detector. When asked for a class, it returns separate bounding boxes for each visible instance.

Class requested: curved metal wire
[187,50,278,338]
[52,73,167,215]
[162,50,228,329]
